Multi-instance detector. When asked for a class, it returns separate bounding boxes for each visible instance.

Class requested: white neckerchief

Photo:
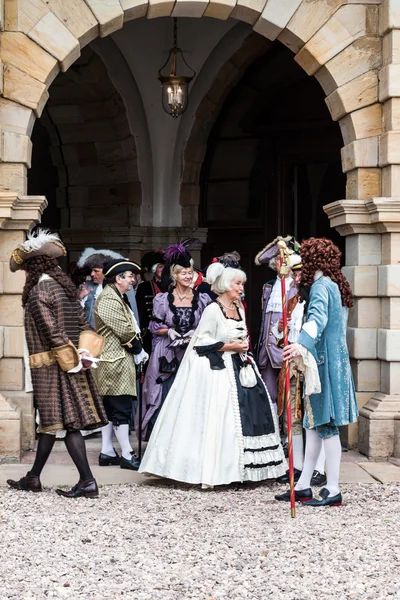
[266,276,293,313]
[314,270,323,281]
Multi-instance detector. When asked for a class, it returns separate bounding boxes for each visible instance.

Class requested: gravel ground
[0,482,399,600]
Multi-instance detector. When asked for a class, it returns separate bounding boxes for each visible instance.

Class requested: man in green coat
[95,259,148,470]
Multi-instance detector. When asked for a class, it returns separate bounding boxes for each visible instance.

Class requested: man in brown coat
[7,229,108,498]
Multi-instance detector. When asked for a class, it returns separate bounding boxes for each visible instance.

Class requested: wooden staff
[277,240,296,518]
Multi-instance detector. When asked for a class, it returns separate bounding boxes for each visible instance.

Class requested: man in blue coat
[275,238,358,507]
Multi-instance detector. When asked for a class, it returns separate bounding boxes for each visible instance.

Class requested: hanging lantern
[158,18,195,119]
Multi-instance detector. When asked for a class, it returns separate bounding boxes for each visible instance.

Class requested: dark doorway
[200,41,345,341]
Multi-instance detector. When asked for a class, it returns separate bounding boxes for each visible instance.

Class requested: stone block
[381,360,400,394]
[358,414,394,457]
[1,32,59,87]
[203,0,236,20]
[315,37,381,97]
[345,233,381,266]
[351,359,381,391]
[1,131,32,167]
[346,168,381,200]
[0,325,3,359]
[0,295,23,327]
[253,0,302,41]
[382,232,400,264]
[379,130,400,166]
[339,104,382,146]
[121,0,148,21]
[341,137,379,173]
[0,358,23,391]
[379,64,400,102]
[347,327,377,359]
[342,265,378,296]
[180,184,200,206]
[0,263,3,295]
[294,5,367,76]
[147,0,175,18]
[382,297,400,329]
[378,264,400,296]
[325,71,378,122]
[382,165,400,196]
[231,0,267,26]
[348,297,381,329]
[382,29,400,66]
[383,98,400,132]
[278,0,345,55]
[3,265,24,295]
[3,64,48,117]
[0,98,35,137]
[172,0,208,17]
[0,394,21,461]
[380,0,400,36]
[0,164,27,195]
[0,230,24,262]
[25,13,79,73]
[378,328,400,360]
[85,0,124,36]
[43,0,99,46]
[3,327,25,358]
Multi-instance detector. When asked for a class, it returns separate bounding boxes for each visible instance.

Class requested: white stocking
[101,422,115,456]
[113,424,133,460]
[295,429,322,491]
[314,444,326,474]
[292,434,304,470]
[323,434,341,497]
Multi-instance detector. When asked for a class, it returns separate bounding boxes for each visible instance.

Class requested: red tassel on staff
[277,240,296,519]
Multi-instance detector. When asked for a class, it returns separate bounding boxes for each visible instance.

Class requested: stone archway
[1,0,400,461]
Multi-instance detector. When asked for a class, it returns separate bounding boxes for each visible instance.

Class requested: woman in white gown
[139,262,286,487]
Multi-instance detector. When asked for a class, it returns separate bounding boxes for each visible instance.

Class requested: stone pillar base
[359,393,400,458]
[6,391,35,451]
[394,415,400,459]
[0,393,22,463]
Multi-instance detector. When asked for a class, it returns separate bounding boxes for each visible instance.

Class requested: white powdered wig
[77,247,124,268]
[206,262,247,295]
[23,229,62,252]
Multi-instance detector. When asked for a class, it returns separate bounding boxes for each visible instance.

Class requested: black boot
[276,468,302,484]
[302,488,342,507]
[120,452,141,471]
[274,488,312,502]
[56,478,99,498]
[7,474,42,493]
[98,450,121,466]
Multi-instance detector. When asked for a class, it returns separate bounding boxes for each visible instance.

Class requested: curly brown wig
[300,237,354,308]
[22,255,78,307]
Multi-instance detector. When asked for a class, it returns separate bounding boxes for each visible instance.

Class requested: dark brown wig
[22,255,78,307]
[300,237,354,308]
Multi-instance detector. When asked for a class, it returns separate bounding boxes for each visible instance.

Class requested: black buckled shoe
[7,474,42,493]
[55,478,99,499]
[98,450,121,466]
[276,468,302,484]
[302,487,342,507]
[120,452,141,471]
[274,488,313,502]
[310,470,327,487]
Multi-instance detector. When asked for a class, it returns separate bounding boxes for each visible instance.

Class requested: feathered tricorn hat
[77,247,126,269]
[10,229,66,273]
[255,235,300,266]
[159,242,195,291]
[140,249,165,272]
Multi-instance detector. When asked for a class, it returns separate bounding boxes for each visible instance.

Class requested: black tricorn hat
[141,250,165,271]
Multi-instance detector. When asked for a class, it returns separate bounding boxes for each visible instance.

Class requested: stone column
[325,198,400,458]
[0,193,47,461]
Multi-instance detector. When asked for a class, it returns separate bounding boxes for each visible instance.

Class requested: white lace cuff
[291,343,321,396]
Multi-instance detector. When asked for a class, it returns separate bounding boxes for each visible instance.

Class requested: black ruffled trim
[168,289,199,335]
[215,300,242,322]
[194,342,225,370]
[244,460,284,468]
[243,444,280,452]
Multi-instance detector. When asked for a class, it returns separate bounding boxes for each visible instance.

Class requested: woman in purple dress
[137,244,211,440]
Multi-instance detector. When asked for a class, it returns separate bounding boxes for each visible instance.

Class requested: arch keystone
[84,0,124,37]
[147,0,175,18]
[121,0,148,21]
[203,0,236,20]
[172,0,208,18]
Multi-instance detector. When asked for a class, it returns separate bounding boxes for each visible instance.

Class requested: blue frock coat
[298,276,358,429]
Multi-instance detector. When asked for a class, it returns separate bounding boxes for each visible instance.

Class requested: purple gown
[137,290,211,440]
